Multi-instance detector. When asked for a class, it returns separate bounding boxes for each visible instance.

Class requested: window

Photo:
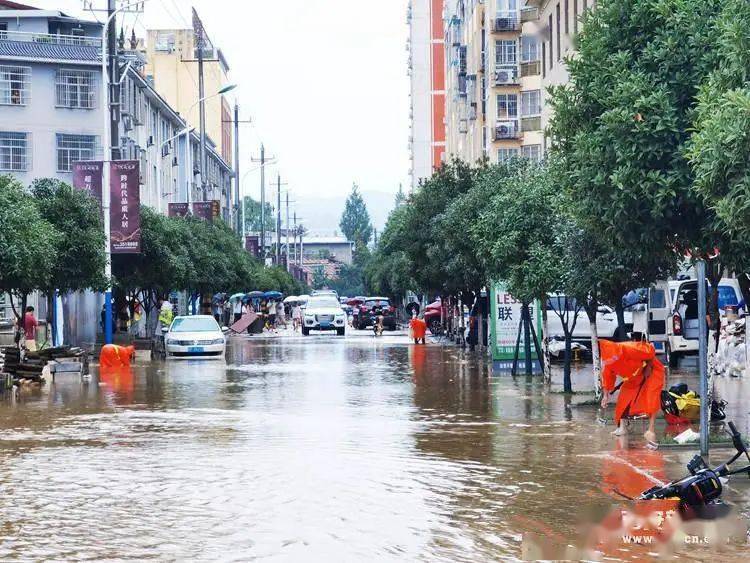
[498,148,519,162]
[0,132,30,171]
[0,65,30,106]
[497,94,518,118]
[556,3,561,61]
[495,40,517,65]
[56,69,95,109]
[0,22,7,39]
[542,42,546,78]
[548,15,553,68]
[520,36,539,62]
[521,144,542,161]
[56,134,97,172]
[565,0,570,34]
[154,32,175,52]
[521,90,541,116]
[583,0,587,10]
[574,0,579,34]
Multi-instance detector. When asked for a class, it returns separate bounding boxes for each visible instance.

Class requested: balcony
[520,60,541,77]
[521,116,542,132]
[521,7,539,23]
[494,65,519,86]
[493,120,520,141]
[0,30,101,64]
[492,14,520,33]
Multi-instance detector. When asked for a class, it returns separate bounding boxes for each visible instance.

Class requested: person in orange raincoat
[599,340,665,443]
[409,314,427,344]
[99,344,135,368]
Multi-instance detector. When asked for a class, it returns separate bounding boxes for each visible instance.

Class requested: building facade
[144,26,233,167]
[407,0,451,190]
[444,0,544,165]
[0,3,232,344]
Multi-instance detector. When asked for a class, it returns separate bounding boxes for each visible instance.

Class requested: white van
[545,294,635,344]
[646,278,743,367]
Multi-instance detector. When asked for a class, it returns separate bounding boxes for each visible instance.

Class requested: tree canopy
[339,183,373,247]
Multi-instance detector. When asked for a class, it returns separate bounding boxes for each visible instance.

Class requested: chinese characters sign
[110,160,141,254]
[72,161,103,208]
[490,283,541,369]
[192,200,220,221]
[245,235,260,258]
[168,203,190,218]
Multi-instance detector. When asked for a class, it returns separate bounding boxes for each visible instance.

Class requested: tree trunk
[541,307,552,384]
[563,328,573,393]
[584,300,602,399]
[615,301,626,341]
[707,260,722,354]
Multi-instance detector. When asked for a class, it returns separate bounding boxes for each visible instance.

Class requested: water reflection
[0,336,745,560]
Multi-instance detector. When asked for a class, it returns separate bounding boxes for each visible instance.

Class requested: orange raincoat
[410,317,427,341]
[600,340,664,425]
[100,344,135,368]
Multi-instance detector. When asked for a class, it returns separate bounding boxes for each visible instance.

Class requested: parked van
[545,294,636,344]
[645,278,743,367]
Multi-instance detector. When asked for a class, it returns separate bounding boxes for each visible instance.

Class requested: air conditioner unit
[495,17,514,31]
[495,120,516,139]
[495,68,516,84]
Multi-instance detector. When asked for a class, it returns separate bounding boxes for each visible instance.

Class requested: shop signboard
[489,282,542,373]
[110,160,141,254]
[192,200,220,221]
[72,161,103,208]
[168,202,190,218]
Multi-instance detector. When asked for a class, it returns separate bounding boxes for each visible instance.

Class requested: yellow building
[144,27,233,168]
[445,0,543,165]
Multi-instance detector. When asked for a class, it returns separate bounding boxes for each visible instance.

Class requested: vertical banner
[72,161,103,207]
[192,200,220,221]
[489,282,541,372]
[168,202,190,217]
[110,160,141,254]
[245,235,260,258]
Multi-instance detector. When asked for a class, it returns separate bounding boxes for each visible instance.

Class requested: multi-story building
[407,0,451,190]
[444,0,544,164]
[0,2,232,345]
[144,24,233,169]
[528,0,592,139]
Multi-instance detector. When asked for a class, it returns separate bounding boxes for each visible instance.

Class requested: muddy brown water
[0,333,747,561]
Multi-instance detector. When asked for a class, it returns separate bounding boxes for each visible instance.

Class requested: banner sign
[192,200,220,221]
[245,235,260,258]
[72,161,103,207]
[110,160,141,254]
[489,282,542,372]
[168,202,190,218]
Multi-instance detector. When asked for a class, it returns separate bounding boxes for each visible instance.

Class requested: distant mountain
[295,190,395,238]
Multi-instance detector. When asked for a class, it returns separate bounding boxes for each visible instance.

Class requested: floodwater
[0,331,747,561]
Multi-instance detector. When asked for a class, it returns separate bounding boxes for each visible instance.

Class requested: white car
[302,295,347,336]
[165,315,227,358]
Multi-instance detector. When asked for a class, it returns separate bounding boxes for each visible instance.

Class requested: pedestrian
[599,340,664,444]
[233,297,243,324]
[155,299,174,336]
[292,302,302,331]
[409,314,427,345]
[243,300,255,334]
[267,299,277,330]
[22,306,38,351]
[275,300,287,329]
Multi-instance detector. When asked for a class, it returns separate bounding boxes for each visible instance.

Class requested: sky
[31,0,411,205]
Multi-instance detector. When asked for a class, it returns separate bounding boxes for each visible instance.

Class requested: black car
[357,298,397,330]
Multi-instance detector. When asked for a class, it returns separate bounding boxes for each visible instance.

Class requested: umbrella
[264,291,283,300]
[228,293,245,302]
[283,295,299,304]
[212,292,226,303]
[247,291,265,298]
[297,294,310,303]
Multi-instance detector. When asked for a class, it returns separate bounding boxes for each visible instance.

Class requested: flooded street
[0,333,748,561]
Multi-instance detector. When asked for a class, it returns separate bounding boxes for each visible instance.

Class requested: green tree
[0,175,58,320]
[243,196,274,233]
[394,184,406,208]
[339,183,373,246]
[31,179,107,294]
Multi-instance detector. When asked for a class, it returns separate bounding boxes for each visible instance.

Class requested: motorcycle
[639,421,750,517]
[373,314,384,337]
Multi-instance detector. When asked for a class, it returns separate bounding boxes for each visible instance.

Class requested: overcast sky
[32,0,411,203]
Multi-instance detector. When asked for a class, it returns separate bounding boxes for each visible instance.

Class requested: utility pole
[260,145,266,257]
[193,8,208,201]
[293,211,297,266]
[233,102,241,235]
[107,0,120,160]
[285,192,290,272]
[276,175,282,266]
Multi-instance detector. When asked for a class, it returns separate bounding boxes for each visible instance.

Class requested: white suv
[302,295,347,336]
